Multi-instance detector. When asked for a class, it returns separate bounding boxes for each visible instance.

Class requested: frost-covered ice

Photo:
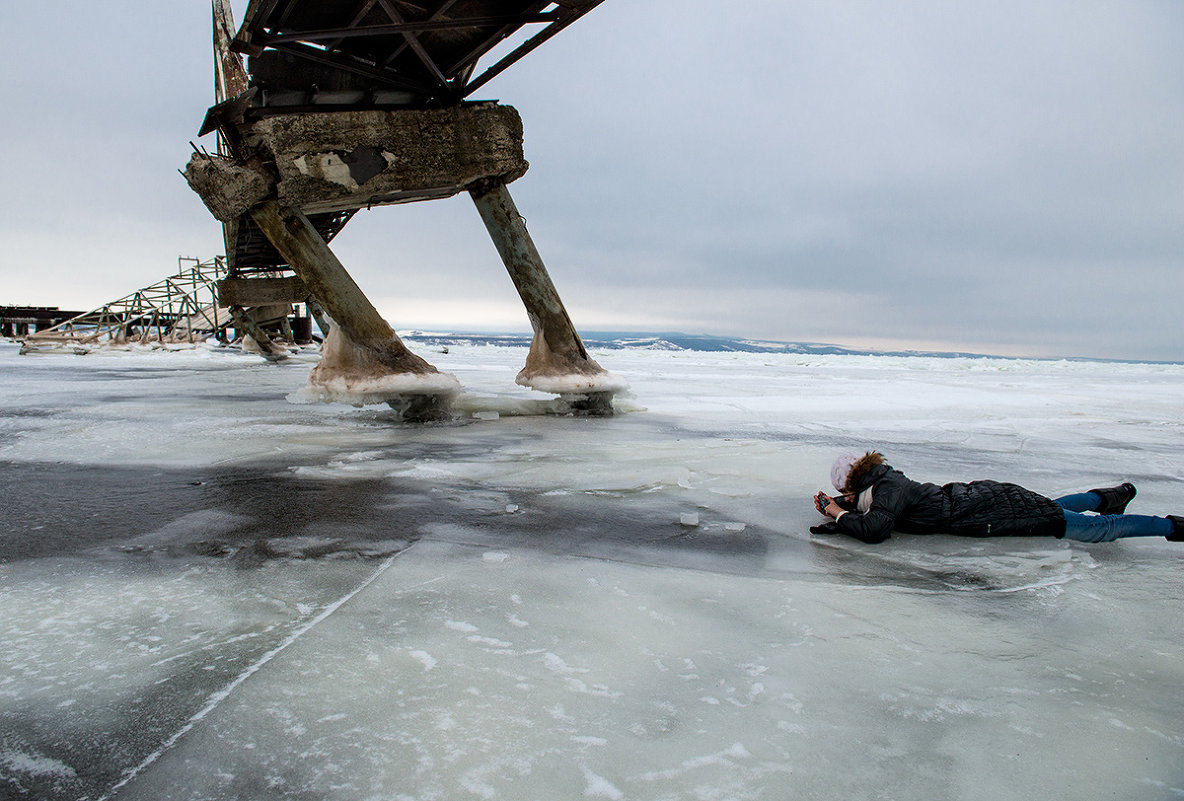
[1,340,1183,800]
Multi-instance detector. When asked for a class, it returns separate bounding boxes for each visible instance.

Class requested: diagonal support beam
[379,0,463,71]
[249,200,460,417]
[249,200,432,373]
[462,4,602,97]
[226,304,288,361]
[268,13,562,44]
[375,0,451,92]
[328,0,380,51]
[469,179,621,412]
[269,41,437,95]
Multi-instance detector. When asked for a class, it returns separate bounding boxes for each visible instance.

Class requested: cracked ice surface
[1,341,1183,800]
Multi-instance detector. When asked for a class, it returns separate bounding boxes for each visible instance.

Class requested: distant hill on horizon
[397,330,1177,365]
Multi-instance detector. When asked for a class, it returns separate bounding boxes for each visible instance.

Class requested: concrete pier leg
[469,180,622,414]
[226,304,287,362]
[307,300,332,340]
[249,200,460,418]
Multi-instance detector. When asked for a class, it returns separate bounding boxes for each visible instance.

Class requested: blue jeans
[1056,492,1173,542]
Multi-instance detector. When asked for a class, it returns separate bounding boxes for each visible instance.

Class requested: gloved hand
[809,521,840,535]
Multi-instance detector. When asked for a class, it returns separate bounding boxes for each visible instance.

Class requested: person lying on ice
[812,451,1184,544]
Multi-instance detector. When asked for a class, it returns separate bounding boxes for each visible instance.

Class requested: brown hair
[843,451,885,494]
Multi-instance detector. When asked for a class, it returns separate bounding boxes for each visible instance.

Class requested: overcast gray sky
[1,1,1180,361]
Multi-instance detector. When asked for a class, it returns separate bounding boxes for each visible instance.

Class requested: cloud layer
[2,1,1180,360]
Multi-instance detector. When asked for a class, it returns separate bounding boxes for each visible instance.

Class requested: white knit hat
[830,452,862,492]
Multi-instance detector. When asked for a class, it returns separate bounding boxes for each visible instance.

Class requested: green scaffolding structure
[16,256,301,355]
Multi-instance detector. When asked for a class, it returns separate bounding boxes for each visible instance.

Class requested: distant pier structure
[1,307,84,338]
[16,256,316,355]
[184,0,623,418]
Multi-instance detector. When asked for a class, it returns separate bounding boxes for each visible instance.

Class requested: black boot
[1168,515,1184,542]
[1088,482,1137,515]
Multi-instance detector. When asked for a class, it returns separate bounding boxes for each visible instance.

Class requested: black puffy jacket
[832,463,1067,544]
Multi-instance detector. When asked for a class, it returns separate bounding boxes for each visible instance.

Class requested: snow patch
[581,767,624,799]
[0,749,77,779]
[409,651,437,671]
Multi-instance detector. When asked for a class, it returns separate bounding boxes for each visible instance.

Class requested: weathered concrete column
[225,304,287,361]
[469,179,624,413]
[250,200,460,417]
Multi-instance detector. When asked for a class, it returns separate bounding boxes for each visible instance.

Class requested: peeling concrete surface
[185,103,527,219]
[184,156,273,223]
[252,104,528,213]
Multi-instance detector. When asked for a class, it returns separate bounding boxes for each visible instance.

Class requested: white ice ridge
[287,371,462,406]
[518,370,629,395]
[94,551,406,801]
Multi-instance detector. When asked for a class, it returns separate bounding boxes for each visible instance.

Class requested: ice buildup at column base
[516,371,629,417]
[289,325,460,420]
[240,334,289,362]
[513,327,629,415]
